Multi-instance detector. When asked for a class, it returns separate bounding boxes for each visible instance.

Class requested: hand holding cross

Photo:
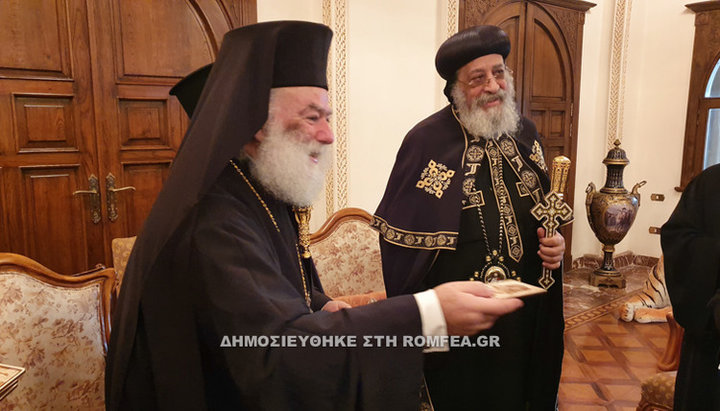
[531,156,573,289]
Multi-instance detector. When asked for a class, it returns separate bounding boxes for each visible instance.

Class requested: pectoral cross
[294,206,312,258]
[531,156,573,289]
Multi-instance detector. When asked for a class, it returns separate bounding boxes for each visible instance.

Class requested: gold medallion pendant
[471,251,510,283]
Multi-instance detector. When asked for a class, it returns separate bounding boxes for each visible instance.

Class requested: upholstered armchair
[0,253,115,410]
[309,207,387,307]
[637,311,684,411]
[111,236,136,295]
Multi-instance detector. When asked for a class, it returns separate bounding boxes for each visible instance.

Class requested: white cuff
[413,289,449,353]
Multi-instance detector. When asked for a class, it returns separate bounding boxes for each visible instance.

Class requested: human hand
[537,228,565,270]
[433,281,523,335]
[321,300,352,312]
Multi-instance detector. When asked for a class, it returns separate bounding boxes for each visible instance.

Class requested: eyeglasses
[457,66,512,89]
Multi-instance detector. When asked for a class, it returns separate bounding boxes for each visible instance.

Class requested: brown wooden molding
[678,5,720,191]
[533,0,595,12]
[0,252,116,353]
[309,207,373,244]
[686,1,720,13]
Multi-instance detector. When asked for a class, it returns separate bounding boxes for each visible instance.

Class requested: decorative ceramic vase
[585,140,646,288]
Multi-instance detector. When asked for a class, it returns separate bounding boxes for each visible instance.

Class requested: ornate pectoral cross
[530,156,573,289]
[294,206,312,259]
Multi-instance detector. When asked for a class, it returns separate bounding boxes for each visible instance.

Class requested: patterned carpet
[559,257,669,410]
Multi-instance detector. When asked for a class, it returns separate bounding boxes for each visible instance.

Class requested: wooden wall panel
[121,162,172,235]
[479,2,525,103]
[112,0,215,82]
[0,0,71,79]
[14,95,78,152]
[529,24,565,100]
[118,99,170,149]
[20,166,89,274]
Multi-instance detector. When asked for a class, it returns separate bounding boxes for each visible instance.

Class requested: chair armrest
[657,311,684,371]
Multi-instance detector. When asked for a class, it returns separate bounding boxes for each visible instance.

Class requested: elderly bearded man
[105,21,525,411]
[373,25,568,410]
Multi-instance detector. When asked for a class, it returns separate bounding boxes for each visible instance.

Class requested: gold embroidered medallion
[416,160,455,199]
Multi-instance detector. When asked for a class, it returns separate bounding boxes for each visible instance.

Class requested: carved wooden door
[460,0,594,263]
[0,0,255,273]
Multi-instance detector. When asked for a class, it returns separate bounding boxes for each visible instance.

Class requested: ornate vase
[585,140,646,288]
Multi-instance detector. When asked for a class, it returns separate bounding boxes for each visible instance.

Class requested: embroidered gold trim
[487,140,523,263]
[371,216,458,250]
[530,140,549,172]
[462,178,485,208]
[496,134,546,205]
[416,160,455,199]
[516,181,530,197]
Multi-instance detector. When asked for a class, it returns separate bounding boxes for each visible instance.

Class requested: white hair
[451,70,520,139]
[249,109,333,207]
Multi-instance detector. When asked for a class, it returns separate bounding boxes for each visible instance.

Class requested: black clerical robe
[374,105,565,411]
[661,163,720,410]
[107,162,425,410]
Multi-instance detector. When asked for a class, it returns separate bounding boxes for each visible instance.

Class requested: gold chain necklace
[229,159,312,311]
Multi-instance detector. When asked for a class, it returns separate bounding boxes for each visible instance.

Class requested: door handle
[106,173,136,222]
[73,174,102,224]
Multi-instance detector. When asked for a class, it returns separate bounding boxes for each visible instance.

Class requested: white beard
[249,121,333,207]
[452,73,520,139]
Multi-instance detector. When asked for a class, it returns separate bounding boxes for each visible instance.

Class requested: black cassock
[108,162,425,410]
[106,22,428,410]
[374,106,565,411]
[661,163,720,410]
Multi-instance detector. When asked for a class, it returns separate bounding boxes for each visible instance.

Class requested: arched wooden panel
[528,23,566,100]
[679,2,720,190]
[478,3,526,103]
[112,0,216,82]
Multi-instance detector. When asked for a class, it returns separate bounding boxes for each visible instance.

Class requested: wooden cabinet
[460,0,594,262]
[0,0,255,273]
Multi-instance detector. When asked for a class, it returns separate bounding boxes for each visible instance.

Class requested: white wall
[258,0,322,22]
[346,0,446,212]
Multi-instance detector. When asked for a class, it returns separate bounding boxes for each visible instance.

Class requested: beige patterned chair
[111,236,136,295]
[637,311,684,410]
[0,253,115,410]
[309,207,387,306]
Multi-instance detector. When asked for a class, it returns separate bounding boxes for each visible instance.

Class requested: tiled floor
[559,256,668,410]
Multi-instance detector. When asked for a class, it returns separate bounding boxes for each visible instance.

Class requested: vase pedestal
[588,244,626,288]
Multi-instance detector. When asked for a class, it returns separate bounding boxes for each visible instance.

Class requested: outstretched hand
[433,281,523,335]
[537,227,565,270]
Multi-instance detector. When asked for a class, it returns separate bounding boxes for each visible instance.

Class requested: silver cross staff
[530,156,573,289]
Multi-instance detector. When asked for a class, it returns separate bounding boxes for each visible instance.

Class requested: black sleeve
[661,171,720,336]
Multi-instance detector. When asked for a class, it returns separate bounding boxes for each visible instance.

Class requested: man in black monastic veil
[373,26,568,410]
[662,163,720,410]
[105,21,525,410]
